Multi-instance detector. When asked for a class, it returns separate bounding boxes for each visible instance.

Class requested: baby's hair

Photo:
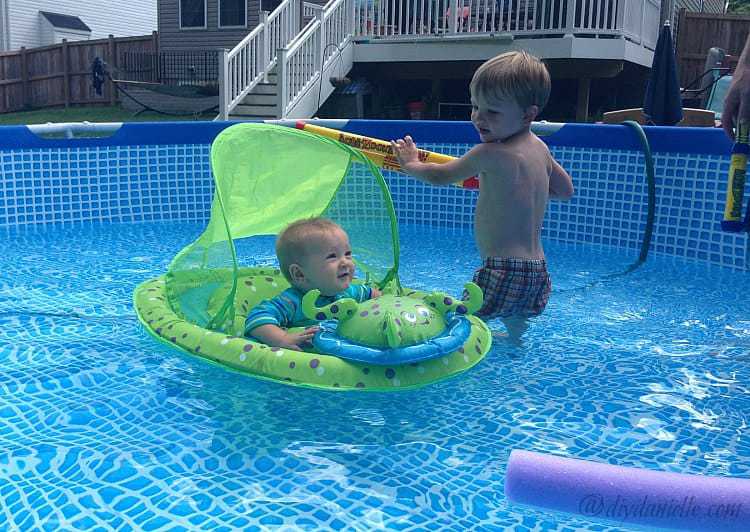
[276,217,343,282]
[470,50,551,112]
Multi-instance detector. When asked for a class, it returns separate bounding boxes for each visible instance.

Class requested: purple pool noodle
[505,449,750,531]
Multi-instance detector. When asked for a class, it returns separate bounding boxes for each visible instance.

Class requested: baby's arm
[548,157,574,200]
[391,135,481,186]
[249,324,318,351]
[348,283,381,300]
[245,295,318,350]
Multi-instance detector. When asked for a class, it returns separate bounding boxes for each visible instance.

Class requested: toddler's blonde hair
[470,51,551,112]
[276,217,343,283]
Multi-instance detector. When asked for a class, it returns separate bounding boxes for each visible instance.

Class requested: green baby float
[134,123,492,390]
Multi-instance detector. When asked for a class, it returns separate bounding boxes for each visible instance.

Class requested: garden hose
[557,120,656,292]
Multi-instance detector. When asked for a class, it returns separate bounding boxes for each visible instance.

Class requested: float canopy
[165,123,400,334]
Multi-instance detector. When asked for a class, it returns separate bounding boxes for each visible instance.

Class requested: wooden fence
[676,10,750,90]
[0,32,158,114]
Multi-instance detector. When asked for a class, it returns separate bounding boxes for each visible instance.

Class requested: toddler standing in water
[391,51,574,342]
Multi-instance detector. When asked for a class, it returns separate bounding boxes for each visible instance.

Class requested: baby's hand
[371,287,382,298]
[280,326,319,351]
[390,135,419,167]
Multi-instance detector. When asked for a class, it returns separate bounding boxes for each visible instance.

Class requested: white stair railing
[217,0,302,119]
[278,0,356,118]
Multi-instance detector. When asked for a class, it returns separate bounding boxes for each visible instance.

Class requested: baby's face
[296,229,354,296]
[470,91,529,143]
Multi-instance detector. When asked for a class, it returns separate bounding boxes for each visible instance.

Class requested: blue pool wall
[0,120,746,270]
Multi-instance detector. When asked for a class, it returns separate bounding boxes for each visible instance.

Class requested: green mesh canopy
[165,123,400,334]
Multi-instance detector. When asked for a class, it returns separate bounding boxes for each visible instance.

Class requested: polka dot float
[135,272,492,391]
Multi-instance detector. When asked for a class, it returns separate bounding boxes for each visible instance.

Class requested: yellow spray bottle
[721,121,749,232]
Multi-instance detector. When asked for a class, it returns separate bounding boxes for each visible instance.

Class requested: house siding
[5,0,157,52]
[158,0,261,51]
[0,0,9,51]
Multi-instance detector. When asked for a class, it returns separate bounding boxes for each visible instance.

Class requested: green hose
[622,120,656,266]
[557,120,657,293]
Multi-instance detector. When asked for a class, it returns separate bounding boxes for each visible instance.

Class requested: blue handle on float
[721,122,750,232]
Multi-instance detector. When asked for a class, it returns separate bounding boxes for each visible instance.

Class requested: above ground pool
[1,119,749,530]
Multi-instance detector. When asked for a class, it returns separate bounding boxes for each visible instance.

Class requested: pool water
[2,222,749,530]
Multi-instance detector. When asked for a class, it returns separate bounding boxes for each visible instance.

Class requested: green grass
[0,105,216,125]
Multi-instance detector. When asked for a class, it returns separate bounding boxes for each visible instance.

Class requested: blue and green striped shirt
[244,284,373,336]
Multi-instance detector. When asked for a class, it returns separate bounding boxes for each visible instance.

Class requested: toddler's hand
[280,326,319,351]
[391,135,419,167]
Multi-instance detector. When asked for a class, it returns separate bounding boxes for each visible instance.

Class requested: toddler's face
[295,228,355,296]
[470,91,529,143]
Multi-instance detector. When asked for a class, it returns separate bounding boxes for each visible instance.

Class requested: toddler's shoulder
[473,141,526,172]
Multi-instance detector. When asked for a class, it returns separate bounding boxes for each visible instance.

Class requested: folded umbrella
[643,21,684,126]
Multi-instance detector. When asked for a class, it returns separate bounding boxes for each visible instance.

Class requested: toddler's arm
[549,158,574,200]
[391,135,480,186]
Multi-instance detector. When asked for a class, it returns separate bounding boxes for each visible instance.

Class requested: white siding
[39,17,92,45]
[6,0,157,51]
[0,0,9,51]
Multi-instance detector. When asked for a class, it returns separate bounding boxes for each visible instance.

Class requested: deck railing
[218,0,659,119]
[354,0,659,39]
[278,0,355,117]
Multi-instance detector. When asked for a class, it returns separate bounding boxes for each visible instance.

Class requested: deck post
[565,0,577,35]
[218,48,229,120]
[316,9,325,73]
[349,0,356,37]
[278,48,288,118]
[261,11,270,83]
[449,0,459,33]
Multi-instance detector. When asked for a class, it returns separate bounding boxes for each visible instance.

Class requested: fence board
[676,10,750,89]
[0,32,157,113]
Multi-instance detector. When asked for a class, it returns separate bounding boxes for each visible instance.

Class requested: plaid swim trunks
[471,257,552,320]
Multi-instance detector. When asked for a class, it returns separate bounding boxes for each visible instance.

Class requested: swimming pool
[1,120,749,530]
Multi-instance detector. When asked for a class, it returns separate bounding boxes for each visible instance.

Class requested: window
[260,0,282,11]
[180,0,206,29]
[219,0,246,28]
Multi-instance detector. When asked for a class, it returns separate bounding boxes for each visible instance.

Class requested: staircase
[229,71,280,120]
[218,0,355,121]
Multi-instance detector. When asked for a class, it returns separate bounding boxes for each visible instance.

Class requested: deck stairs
[219,0,355,121]
[229,70,280,120]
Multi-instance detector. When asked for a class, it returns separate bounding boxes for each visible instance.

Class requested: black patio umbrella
[643,21,683,126]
